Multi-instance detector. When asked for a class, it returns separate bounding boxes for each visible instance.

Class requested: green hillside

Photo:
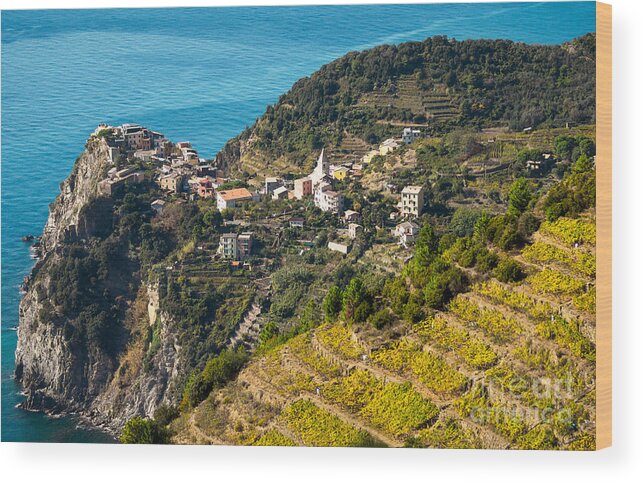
[216,34,595,175]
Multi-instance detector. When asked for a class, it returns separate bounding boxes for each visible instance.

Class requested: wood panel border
[596,1,612,450]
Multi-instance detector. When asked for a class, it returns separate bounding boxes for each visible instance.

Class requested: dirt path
[187,412,227,445]
[227,301,264,349]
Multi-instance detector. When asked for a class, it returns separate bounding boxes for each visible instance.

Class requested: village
[93,124,428,266]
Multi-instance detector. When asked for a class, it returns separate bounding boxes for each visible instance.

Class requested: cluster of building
[361,127,424,164]
[95,123,429,260]
[263,149,347,214]
[95,124,261,212]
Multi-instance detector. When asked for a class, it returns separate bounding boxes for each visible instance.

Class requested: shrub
[369,309,393,329]
[476,249,499,273]
[493,258,524,283]
[153,404,179,426]
[120,417,170,444]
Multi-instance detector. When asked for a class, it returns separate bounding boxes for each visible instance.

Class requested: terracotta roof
[218,188,253,201]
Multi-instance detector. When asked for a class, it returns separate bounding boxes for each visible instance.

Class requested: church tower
[311,147,329,184]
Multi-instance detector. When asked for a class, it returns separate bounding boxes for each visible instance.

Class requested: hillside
[169,162,597,450]
[216,34,595,177]
[15,34,597,450]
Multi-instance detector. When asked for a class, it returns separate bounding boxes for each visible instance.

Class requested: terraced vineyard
[172,210,596,449]
[358,76,459,123]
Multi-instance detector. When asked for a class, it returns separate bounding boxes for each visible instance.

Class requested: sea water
[1,3,596,443]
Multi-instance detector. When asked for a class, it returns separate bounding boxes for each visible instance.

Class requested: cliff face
[88,282,182,431]
[38,138,112,252]
[14,137,180,434]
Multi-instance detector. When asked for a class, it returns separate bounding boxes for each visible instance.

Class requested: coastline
[1,4,597,443]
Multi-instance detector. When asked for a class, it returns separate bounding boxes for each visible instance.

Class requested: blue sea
[1,3,595,443]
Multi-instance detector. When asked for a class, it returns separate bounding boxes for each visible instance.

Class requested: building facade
[314,182,343,214]
[159,173,184,194]
[400,185,425,218]
[402,127,422,144]
[395,221,420,245]
[293,177,313,199]
[216,187,254,210]
[219,232,253,260]
[265,177,282,195]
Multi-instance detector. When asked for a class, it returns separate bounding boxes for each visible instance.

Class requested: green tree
[423,276,447,309]
[342,278,367,322]
[415,224,439,267]
[259,321,280,345]
[554,135,576,160]
[472,213,492,242]
[493,258,524,282]
[450,208,483,237]
[153,404,179,426]
[369,309,393,329]
[298,299,320,333]
[322,285,343,321]
[180,348,248,410]
[120,417,169,444]
[572,153,593,174]
[507,178,533,217]
[203,209,223,228]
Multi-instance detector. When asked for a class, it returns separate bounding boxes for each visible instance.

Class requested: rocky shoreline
[14,136,179,436]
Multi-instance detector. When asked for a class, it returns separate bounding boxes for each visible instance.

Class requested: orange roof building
[216,187,254,210]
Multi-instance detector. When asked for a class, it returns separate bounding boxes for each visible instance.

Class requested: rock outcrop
[14,136,180,435]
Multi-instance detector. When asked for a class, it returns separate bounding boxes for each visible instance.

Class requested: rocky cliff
[15,137,180,435]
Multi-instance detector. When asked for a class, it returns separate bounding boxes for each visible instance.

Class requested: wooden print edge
[595,1,612,451]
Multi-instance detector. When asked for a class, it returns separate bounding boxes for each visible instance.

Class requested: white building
[310,148,330,185]
[402,127,422,144]
[314,181,343,214]
[348,223,363,239]
[395,221,420,246]
[328,241,351,255]
[265,177,282,195]
[272,186,289,200]
[400,185,425,218]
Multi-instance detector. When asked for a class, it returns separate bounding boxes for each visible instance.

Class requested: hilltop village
[81,117,596,449]
[92,124,429,261]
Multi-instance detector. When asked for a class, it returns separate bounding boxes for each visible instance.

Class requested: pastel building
[219,232,253,260]
[293,177,313,199]
[122,124,152,150]
[159,172,184,194]
[400,185,425,218]
[332,166,350,181]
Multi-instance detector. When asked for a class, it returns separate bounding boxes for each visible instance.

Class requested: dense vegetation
[219,34,595,170]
